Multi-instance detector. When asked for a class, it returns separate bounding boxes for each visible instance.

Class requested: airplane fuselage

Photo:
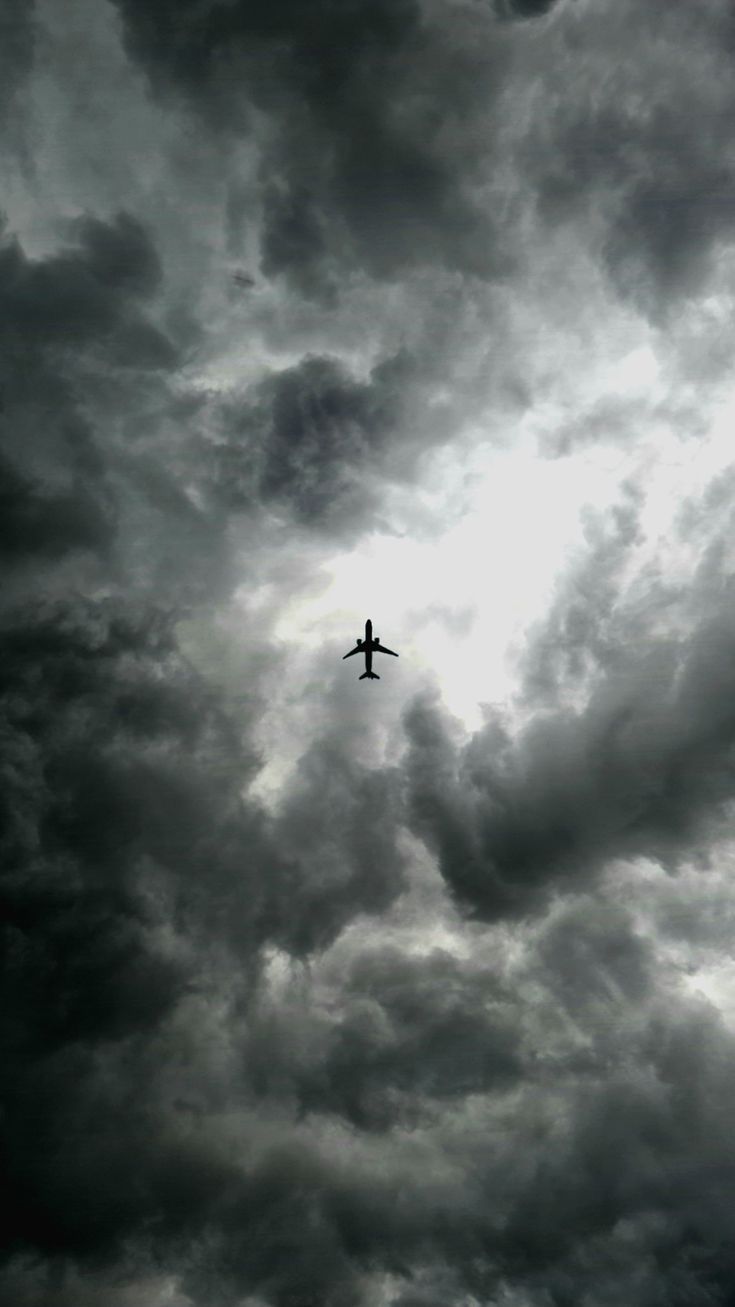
[342,617,398,679]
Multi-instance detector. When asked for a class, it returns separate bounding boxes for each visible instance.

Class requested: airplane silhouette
[342,619,399,680]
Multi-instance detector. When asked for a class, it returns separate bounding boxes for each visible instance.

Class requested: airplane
[342,618,399,680]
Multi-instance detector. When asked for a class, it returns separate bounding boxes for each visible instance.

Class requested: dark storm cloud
[404,570,735,920]
[0,214,173,603]
[214,352,408,532]
[247,944,520,1130]
[533,897,652,1023]
[0,211,420,597]
[0,597,254,1265]
[0,202,411,1211]
[8,3,735,1305]
[0,214,254,604]
[0,212,171,528]
[494,0,560,19]
[0,443,116,564]
[477,909,735,1307]
[0,212,172,360]
[104,0,735,317]
[260,180,334,303]
[0,591,407,990]
[1,598,257,988]
[0,594,410,1295]
[524,0,735,318]
[214,943,735,1307]
[269,740,408,955]
[112,0,735,324]
[0,0,36,120]
[0,219,414,1276]
[5,605,735,1307]
[112,0,509,286]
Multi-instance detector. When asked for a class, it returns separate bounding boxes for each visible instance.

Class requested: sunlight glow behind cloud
[272,437,631,730]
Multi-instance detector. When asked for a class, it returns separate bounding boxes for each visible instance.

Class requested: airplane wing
[342,646,361,659]
[374,643,398,657]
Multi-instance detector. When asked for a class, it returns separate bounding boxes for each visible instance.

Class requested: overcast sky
[5,1,735,1304]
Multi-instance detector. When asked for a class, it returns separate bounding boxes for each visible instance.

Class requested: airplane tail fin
[359,671,380,680]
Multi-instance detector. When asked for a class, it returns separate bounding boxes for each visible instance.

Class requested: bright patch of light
[272,435,627,732]
[684,961,735,1029]
[606,345,661,397]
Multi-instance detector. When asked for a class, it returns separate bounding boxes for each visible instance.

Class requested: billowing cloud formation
[113,0,511,285]
[0,214,228,614]
[405,541,735,920]
[521,0,735,317]
[0,0,37,125]
[110,0,735,321]
[0,593,411,1295]
[214,352,408,531]
[247,944,522,1131]
[0,211,171,359]
[4,0,735,1303]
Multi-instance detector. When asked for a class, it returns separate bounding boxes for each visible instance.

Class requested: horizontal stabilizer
[359,671,380,680]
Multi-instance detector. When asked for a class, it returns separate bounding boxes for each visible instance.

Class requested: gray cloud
[0,593,411,1298]
[0,441,116,565]
[521,0,735,318]
[246,944,521,1131]
[405,571,735,920]
[495,0,560,18]
[6,629,735,1307]
[0,212,171,357]
[521,483,646,703]
[0,216,228,613]
[112,0,513,288]
[0,0,37,132]
[213,352,409,534]
[5,0,735,1303]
